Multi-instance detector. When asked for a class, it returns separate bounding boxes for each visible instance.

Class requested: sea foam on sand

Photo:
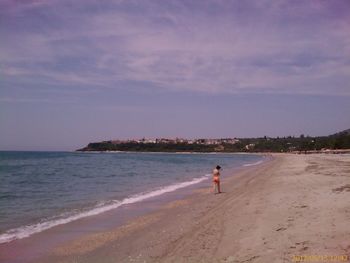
[0,174,211,244]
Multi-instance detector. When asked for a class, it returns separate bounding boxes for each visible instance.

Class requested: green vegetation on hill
[77,129,350,153]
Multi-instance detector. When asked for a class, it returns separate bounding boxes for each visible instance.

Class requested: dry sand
[39,154,350,263]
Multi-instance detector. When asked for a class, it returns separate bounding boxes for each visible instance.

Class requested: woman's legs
[213,182,220,194]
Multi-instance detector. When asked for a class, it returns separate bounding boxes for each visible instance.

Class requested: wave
[243,160,264,167]
[0,174,210,244]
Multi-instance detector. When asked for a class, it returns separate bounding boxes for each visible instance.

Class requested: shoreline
[2,153,349,262]
[75,149,350,155]
[0,173,211,244]
[38,157,277,263]
[74,150,269,155]
[0,155,270,263]
[41,154,350,262]
[0,153,266,245]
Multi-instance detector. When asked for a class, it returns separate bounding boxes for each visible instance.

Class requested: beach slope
[41,154,350,263]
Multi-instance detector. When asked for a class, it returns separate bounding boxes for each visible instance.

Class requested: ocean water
[0,151,263,243]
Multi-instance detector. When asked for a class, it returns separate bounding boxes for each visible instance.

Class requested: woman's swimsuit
[213,176,220,183]
[213,168,220,183]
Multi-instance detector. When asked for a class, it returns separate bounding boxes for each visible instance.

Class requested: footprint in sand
[293,204,308,209]
[276,227,287,232]
[294,241,309,252]
[332,184,350,193]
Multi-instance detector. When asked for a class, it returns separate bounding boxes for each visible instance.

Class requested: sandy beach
[4,154,350,263]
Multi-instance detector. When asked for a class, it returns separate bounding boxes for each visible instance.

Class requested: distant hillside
[331,129,350,136]
[77,129,350,153]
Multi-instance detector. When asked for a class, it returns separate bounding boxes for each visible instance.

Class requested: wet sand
[5,154,350,263]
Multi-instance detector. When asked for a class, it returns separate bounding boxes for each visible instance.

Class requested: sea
[0,151,264,244]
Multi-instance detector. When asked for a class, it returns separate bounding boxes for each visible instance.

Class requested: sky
[1,0,350,151]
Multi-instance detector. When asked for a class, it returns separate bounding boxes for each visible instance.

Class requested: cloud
[0,96,76,104]
[1,0,350,97]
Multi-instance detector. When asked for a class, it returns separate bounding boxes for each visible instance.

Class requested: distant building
[245,143,255,150]
[110,137,240,145]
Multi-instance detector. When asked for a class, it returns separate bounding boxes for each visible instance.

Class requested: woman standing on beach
[213,165,221,194]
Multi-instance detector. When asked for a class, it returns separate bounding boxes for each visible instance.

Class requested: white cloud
[1,0,349,96]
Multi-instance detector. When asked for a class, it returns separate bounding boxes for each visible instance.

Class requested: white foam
[0,174,210,244]
[243,160,264,167]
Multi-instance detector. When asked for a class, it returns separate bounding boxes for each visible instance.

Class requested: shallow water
[0,151,263,243]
